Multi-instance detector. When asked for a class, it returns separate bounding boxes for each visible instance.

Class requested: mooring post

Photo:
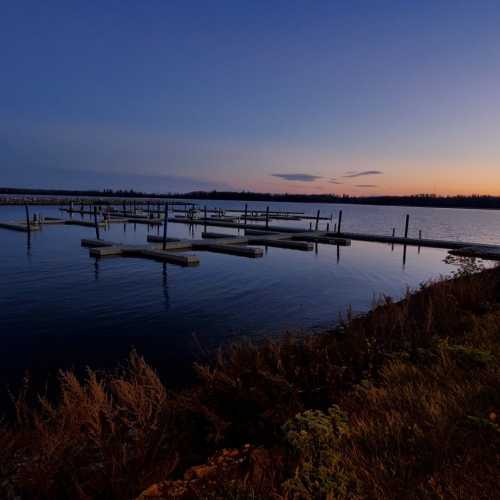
[315,209,320,231]
[265,206,270,229]
[392,227,396,239]
[334,223,337,233]
[204,205,207,233]
[404,214,410,239]
[337,210,343,234]
[244,203,248,227]
[24,204,31,234]
[133,200,137,215]
[94,206,100,240]
[326,222,330,232]
[162,202,169,250]
[419,229,422,240]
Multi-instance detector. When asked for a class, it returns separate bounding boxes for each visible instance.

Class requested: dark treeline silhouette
[177,191,500,209]
[0,187,167,199]
[2,187,500,209]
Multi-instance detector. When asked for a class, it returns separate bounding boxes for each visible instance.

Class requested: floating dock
[0,221,40,232]
[80,225,352,267]
[167,217,500,261]
[81,239,200,266]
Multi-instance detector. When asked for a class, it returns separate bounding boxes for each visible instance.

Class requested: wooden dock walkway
[167,217,500,260]
[0,221,40,232]
[80,224,352,267]
[81,238,200,266]
[340,231,500,258]
[0,215,165,233]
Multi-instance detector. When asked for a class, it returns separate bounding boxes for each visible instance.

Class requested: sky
[1,1,500,196]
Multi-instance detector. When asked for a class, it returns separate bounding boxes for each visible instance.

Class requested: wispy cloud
[343,170,383,178]
[271,173,323,182]
[355,184,378,188]
[329,179,343,184]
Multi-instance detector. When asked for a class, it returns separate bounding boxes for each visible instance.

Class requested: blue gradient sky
[2,1,500,194]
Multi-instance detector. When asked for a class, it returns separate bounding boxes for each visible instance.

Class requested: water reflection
[26,232,31,256]
[94,257,100,281]
[162,263,170,311]
[0,203,476,391]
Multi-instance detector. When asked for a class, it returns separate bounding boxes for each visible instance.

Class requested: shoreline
[2,189,500,211]
[2,262,499,499]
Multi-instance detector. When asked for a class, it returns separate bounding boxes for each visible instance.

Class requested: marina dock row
[81,228,351,266]
[2,203,500,262]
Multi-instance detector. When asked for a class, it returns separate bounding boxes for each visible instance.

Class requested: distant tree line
[2,187,500,210]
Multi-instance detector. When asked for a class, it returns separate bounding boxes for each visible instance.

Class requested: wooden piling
[94,206,100,240]
[315,209,320,231]
[265,206,270,229]
[162,202,169,250]
[244,204,248,227]
[404,214,410,239]
[337,210,343,234]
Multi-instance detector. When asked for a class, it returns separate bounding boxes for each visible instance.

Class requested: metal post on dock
[162,202,169,250]
[315,209,320,231]
[94,206,100,240]
[404,214,410,239]
[265,206,270,229]
[337,210,343,234]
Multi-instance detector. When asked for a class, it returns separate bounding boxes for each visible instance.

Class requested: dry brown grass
[1,262,499,499]
[0,353,186,499]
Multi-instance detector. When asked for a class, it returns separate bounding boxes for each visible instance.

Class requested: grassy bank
[1,260,500,499]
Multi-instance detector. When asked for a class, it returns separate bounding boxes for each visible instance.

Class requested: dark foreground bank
[1,259,499,499]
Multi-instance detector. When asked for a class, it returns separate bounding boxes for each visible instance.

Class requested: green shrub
[282,406,351,499]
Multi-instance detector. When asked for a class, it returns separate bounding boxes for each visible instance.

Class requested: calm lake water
[1,201,498,396]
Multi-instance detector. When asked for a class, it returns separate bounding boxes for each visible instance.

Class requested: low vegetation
[1,258,499,499]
